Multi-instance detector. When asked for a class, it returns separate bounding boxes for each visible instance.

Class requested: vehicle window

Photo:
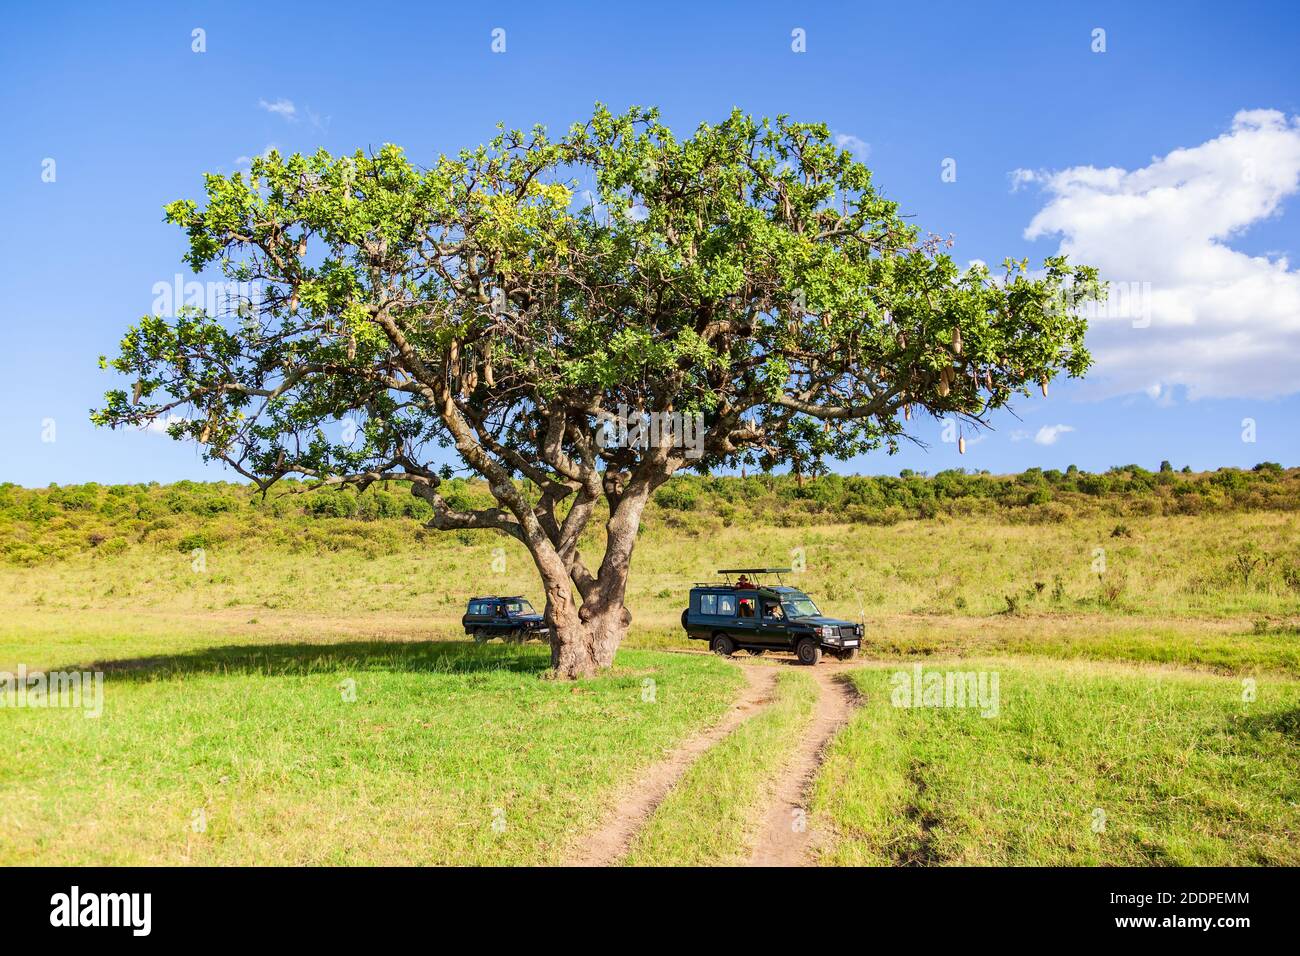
[469,602,483,615]
[738,597,756,618]
[782,596,821,618]
[504,601,535,616]
[717,595,736,616]
[763,601,783,619]
[699,593,718,616]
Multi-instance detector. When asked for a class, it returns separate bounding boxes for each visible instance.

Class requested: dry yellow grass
[3,510,1296,675]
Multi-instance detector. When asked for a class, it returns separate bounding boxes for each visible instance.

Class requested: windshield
[781,595,821,618]
[504,601,535,616]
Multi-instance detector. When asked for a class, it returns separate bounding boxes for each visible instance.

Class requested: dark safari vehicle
[462,596,548,644]
[681,569,863,665]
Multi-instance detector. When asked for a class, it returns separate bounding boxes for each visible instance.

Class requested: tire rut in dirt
[568,664,779,867]
[747,665,861,867]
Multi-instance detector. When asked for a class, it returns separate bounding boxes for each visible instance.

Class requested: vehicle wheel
[795,639,822,666]
[471,629,489,644]
[838,648,860,661]
[710,634,736,657]
[745,648,765,656]
[681,609,689,632]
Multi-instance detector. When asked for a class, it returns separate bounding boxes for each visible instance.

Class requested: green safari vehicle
[680,568,863,665]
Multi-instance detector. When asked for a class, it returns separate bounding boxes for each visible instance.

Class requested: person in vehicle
[736,574,752,588]
[763,601,784,620]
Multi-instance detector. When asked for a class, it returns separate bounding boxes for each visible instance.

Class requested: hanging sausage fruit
[449,338,462,394]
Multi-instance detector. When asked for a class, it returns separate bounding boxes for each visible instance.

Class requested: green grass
[0,642,743,865]
[812,659,1300,865]
[3,483,1299,866]
[624,668,819,866]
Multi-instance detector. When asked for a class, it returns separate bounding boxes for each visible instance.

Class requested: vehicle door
[730,592,759,643]
[466,601,489,633]
[691,590,719,637]
[712,592,739,641]
[756,595,789,647]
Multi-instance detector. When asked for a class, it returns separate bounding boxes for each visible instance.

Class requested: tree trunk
[549,601,628,679]
[530,545,624,679]
[541,481,650,679]
[526,550,593,678]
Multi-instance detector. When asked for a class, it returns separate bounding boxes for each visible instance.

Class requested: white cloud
[234,143,280,168]
[1018,109,1300,400]
[258,97,297,120]
[140,414,188,435]
[1008,168,1037,192]
[1033,424,1075,446]
[834,133,871,161]
[304,107,330,131]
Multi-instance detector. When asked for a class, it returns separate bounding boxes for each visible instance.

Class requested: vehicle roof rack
[715,567,794,586]
[470,595,525,601]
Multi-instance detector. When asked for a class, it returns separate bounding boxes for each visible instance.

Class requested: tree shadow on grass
[84,639,552,684]
[1235,706,1300,741]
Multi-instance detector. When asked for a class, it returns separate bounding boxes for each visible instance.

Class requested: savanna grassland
[2,465,1298,865]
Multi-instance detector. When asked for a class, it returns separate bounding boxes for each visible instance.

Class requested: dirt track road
[570,664,778,866]
[746,664,860,866]
[569,654,861,866]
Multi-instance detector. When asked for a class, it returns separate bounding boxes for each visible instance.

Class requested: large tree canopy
[95,105,1101,677]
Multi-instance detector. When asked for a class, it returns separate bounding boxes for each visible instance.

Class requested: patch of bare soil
[747,664,861,867]
[569,663,778,867]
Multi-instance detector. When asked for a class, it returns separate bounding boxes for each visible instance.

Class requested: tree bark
[549,602,628,679]
[539,480,651,678]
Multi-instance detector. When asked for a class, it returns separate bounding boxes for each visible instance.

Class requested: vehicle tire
[795,638,822,666]
[710,634,736,657]
[745,648,766,656]
[471,629,489,644]
[681,609,689,632]
[838,648,860,661]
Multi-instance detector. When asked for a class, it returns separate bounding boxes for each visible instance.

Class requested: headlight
[820,625,840,641]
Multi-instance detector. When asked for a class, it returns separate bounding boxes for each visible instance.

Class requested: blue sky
[2,0,1298,486]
